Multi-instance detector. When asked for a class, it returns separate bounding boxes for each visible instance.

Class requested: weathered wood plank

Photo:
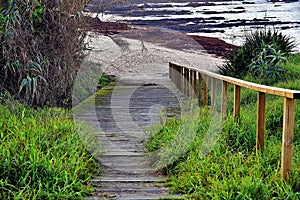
[79,77,182,199]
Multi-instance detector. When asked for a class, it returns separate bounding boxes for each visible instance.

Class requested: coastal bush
[218,30,295,80]
[0,102,100,199]
[0,0,89,107]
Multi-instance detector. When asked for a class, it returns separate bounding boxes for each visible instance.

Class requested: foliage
[98,74,116,89]
[218,29,295,80]
[0,0,89,107]
[248,42,286,79]
[0,102,100,199]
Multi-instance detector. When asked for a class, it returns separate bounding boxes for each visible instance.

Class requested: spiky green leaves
[218,29,295,82]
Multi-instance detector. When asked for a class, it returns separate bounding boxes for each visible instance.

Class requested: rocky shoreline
[86,0,300,52]
[86,16,237,58]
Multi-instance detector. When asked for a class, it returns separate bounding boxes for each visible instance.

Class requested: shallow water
[92,0,300,51]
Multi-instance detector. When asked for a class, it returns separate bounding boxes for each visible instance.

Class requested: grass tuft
[0,102,100,199]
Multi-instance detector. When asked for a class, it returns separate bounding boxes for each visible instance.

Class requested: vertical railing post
[211,78,216,109]
[180,66,183,92]
[198,72,202,104]
[175,65,179,89]
[178,66,181,90]
[184,68,188,95]
[193,71,197,97]
[187,69,190,97]
[281,97,295,181]
[234,85,241,121]
[222,81,228,119]
[256,92,266,151]
[189,69,193,97]
[204,75,208,106]
[169,63,172,81]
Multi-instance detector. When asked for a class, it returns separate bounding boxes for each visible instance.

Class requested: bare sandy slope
[83,32,224,78]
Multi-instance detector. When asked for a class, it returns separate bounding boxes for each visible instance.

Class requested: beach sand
[83,30,225,78]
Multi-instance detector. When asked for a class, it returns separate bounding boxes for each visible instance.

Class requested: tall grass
[0,102,100,199]
[146,54,300,199]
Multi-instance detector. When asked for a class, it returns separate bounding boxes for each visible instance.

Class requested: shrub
[0,0,89,107]
[218,29,295,79]
[248,42,286,79]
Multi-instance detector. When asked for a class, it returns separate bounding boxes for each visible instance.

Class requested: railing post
[187,69,190,97]
[189,69,193,97]
[198,72,202,104]
[256,92,266,151]
[211,78,216,109]
[169,63,172,81]
[184,68,188,95]
[175,65,179,89]
[180,66,183,92]
[222,81,228,119]
[234,85,241,121]
[281,97,295,181]
[193,71,197,97]
[204,75,208,106]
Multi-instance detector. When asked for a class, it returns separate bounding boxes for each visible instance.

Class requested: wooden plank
[198,72,202,104]
[234,85,241,121]
[204,75,208,106]
[256,92,266,151]
[211,78,216,109]
[169,62,300,99]
[281,97,295,180]
[222,81,228,119]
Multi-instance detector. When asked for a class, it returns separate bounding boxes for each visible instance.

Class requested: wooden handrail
[169,62,299,181]
[170,62,300,99]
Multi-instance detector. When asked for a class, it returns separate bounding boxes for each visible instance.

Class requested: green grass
[0,102,100,199]
[145,54,300,199]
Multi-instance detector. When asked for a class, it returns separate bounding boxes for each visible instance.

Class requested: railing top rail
[170,62,300,99]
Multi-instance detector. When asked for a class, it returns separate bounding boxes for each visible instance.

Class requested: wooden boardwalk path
[76,76,183,200]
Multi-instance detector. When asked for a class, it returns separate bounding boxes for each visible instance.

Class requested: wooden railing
[169,62,300,180]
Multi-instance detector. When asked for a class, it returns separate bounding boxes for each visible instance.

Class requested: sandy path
[84,32,224,78]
